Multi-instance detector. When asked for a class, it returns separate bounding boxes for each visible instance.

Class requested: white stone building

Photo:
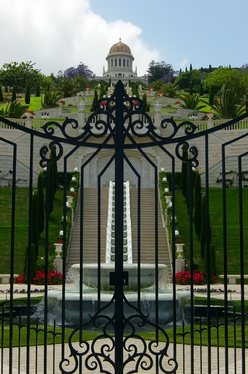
[96,39,148,84]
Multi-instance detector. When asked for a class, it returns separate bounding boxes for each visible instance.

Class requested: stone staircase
[66,186,171,278]
[130,188,171,275]
[66,187,108,267]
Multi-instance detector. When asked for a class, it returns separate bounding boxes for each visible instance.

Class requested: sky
[0,0,247,77]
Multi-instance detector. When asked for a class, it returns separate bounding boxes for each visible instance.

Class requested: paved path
[0,283,247,373]
[1,341,247,373]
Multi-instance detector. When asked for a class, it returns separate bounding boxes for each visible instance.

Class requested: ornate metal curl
[60,298,117,373]
[59,289,177,374]
[42,117,80,138]
[39,140,63,167]
[121,295,177,373]
[38,81,198,149]
[175,140,199,168]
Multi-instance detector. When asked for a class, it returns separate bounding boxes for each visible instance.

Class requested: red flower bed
[175,271,206,285]
[16,271,63,285]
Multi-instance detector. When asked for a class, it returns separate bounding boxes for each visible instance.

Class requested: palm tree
[211,84,245,118]
[179,92,205,110]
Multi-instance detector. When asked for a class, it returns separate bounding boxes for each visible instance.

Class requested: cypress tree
[25,82,31,104]
[35,84,40,97]
[194,172,202,237]
[11,85,17,103]
[24,190,40,281]
[38,172,44,234]
[209,86,215,106]
[0,86,3,102]
[24,243,36,283]
[46,145,57,215]
[181,144,188,197]
[90,89,98,111]
[142,93,148,111]
[31,190,40,257]
[200,195,211,260]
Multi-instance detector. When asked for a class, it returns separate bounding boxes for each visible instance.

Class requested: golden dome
[109,38,132,55]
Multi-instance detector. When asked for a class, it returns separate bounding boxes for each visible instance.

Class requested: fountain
[46,263,189,326]
[45,180,189,326]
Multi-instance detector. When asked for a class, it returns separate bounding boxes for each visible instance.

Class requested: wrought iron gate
[0,81,247,373]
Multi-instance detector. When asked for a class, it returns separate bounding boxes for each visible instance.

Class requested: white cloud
[0,0,159,76]
[178,57,190,71]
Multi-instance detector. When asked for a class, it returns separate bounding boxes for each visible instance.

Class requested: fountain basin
[71,263,168,291]
[46,287,189,326]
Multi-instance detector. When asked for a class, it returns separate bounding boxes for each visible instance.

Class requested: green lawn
[0,188,65,274]
[175,187,248,275]
[1,320,247,348]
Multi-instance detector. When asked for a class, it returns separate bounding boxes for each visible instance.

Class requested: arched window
[119,58,121,66]
[115,59,117,67]
[123,59,125,67]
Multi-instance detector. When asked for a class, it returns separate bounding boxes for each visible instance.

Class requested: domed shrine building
[100,39,147,84]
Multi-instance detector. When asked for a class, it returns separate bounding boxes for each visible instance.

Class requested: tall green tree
[194,172,202,237]
[46,145,58,215]
[204,67,247,95]
[0,86,3,102]
[147,60,174,84]
[181,145,188,198]
[25,82,31,104]
[24,190,40,281]
[37,172,44,234]
[200,195,211,260]
[35,83,40,97]
[0,61,43,92]
[11,85,17,102]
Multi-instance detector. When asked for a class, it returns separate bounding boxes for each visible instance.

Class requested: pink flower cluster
[175,271,206,285]
[16,271,63,285]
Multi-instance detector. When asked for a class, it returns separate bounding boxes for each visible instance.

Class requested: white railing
[1,114,248,132]
[105,180,132,264]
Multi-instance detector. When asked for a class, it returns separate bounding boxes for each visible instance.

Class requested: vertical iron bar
[216,315,220,374]
[1,305,4,374]
[221,144,229,372]
[79,169,84,331]
[238,154,246,374]
[8,142,17,374]
[137,175,141,308]
[97,173,102,306]
[205,133,212,374]
[233,306,237,374]
[61,160,68,360]
[188,160,194,374]
[26,133,34,374]
[154,167,159,374]
[114,81,125,373]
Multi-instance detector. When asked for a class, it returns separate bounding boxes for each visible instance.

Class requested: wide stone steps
[66,187,171,278]
[66,188,108,267]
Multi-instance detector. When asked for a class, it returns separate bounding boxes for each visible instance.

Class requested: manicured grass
[0,96,43,112]
[1,320,247,348]
[174,188,248,275]
[0,188,65,274]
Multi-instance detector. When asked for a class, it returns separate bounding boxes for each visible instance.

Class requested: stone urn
[54,243,63,258]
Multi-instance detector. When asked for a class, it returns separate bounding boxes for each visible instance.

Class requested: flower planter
[54,243,63,258]
[176,243,184,258]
